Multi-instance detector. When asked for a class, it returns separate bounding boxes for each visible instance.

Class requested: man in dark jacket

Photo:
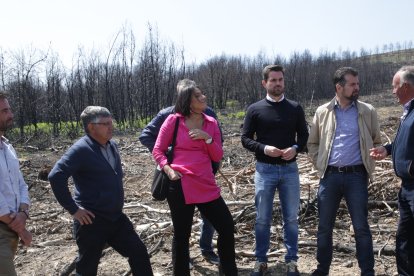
[139,99,221,265]
[370,66,414,276]
[49,106,153,276]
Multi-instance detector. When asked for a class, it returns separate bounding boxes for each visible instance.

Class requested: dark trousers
[396,181,414,276]
[167,180,238,276]
[73,213,153,276]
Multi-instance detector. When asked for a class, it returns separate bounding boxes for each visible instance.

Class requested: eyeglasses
[91,121,113,127]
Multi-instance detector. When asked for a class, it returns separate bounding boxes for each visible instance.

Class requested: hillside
[358,48,414,64]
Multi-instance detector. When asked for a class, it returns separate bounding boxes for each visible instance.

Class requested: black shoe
[311,269,328,276]
[251,262,268,276]
[219,264,225,276]
[202,251,220,265]
[286,261,300,276]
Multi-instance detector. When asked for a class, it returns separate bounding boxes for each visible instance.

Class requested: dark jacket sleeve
[139,107,173,152]
[204,106,224,144]
[241,105,266,154]
[296,104,309,152]
[204,106,224,174]
[48,143,82,215]
[385,143,393,156]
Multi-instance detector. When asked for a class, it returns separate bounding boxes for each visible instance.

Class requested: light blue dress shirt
[328,101,363,167]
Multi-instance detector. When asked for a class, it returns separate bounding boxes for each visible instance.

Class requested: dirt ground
[13,100,403,276]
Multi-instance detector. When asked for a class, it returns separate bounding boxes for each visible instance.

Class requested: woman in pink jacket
[153,79,237,276]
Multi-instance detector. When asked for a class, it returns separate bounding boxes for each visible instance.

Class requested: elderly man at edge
[48,106,153,275]
[370,66,414,276]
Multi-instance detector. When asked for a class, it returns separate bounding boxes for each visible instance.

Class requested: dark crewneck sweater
[241,98,309,164]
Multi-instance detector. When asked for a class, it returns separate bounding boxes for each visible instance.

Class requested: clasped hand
[265,146,297,160]
[188,128,210,141]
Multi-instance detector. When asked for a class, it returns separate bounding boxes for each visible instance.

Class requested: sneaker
[286,261,300,276]
[201,251,220,265]
[311,269,328,276]
[251,262,268,276]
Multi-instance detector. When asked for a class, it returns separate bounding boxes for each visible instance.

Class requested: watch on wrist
[19,209,30,219]
[205,137,213,144]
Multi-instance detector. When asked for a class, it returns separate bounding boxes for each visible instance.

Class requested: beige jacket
[307,98,382,181]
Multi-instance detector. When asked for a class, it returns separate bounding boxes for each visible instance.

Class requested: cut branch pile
[14,114,401,275]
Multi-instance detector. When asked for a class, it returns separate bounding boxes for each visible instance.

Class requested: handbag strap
[167,117,180,164]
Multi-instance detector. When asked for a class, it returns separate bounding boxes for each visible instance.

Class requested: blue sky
[1,0,413,67]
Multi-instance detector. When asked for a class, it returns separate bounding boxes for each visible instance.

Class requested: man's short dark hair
[333,67,358,88]
[262,65,285,81]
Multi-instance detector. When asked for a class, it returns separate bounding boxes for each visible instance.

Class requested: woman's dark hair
[174,79,198,116]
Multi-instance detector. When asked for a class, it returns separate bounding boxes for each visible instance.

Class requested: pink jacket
[152,113,223,204]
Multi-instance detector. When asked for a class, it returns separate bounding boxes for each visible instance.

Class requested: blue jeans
[254,161,300,263]
[316,170,374,276]
[199,213,216,253]
[396,180,414,276]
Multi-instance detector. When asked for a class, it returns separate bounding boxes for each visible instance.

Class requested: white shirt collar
[0,136,6,150]
[266,94,284,102]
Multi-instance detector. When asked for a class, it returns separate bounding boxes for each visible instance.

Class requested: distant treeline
[1,25,413,139]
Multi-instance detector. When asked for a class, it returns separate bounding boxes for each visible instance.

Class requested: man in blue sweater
[242,65,309,276]
[49,106,153,276]
[370,66,414,276]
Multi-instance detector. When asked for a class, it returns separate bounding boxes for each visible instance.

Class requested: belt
[326,164,366,173]
[261,159,295,165]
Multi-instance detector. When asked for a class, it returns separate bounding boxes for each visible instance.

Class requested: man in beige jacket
[307,67,382,276]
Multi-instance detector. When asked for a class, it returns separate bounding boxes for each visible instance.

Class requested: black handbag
[151,117,180,201]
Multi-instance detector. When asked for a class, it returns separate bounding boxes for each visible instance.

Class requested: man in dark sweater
[49,106,153,276]
[242,65,309,276]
